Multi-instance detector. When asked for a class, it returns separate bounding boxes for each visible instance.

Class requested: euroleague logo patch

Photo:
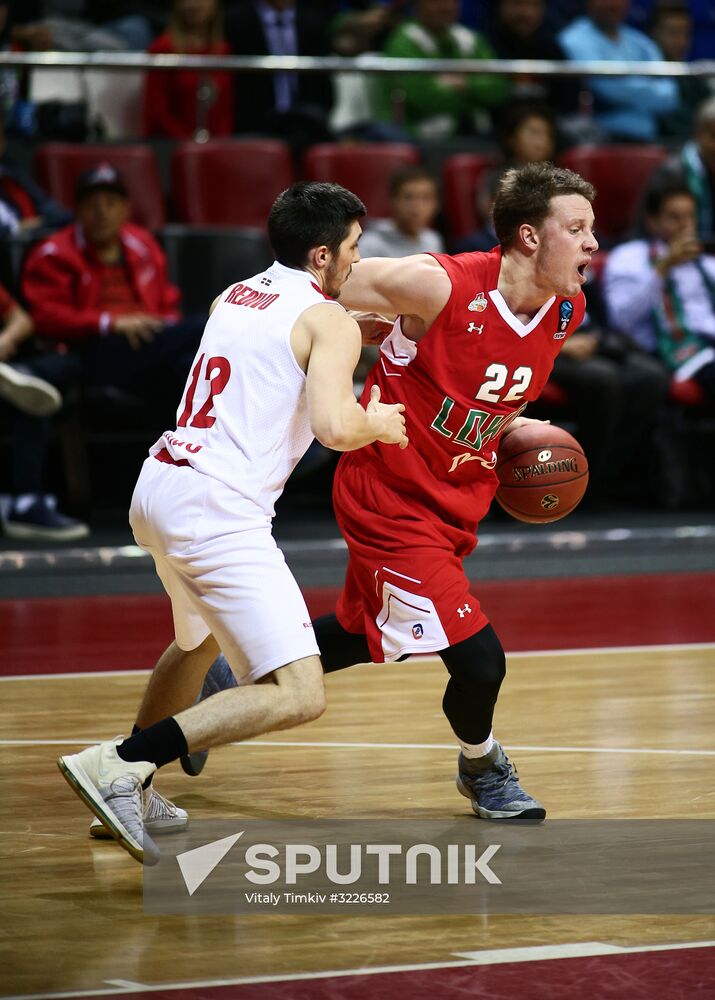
[554,300,574,339]
[412,623,424,639]
[540,494,560,510]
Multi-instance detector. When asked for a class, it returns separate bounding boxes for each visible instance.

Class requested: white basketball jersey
[149,261,342,516]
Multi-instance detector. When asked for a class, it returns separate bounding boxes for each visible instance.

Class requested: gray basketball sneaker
[456,742,546,822]
[180,654,237,776]
[90,785,188,839]
[58,740,160,865]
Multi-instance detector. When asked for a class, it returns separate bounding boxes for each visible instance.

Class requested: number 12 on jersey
[177,353,231,429]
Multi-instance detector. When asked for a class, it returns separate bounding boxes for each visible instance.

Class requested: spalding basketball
[495,424,589,523]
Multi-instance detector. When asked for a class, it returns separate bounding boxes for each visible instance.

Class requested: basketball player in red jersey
[313,162,598,821]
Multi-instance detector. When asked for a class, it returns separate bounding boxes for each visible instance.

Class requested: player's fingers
[370,385,381,403]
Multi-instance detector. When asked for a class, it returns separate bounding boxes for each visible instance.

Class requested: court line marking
[1,738,713,757]
[2,641,714,683]
[5,940,715,1000]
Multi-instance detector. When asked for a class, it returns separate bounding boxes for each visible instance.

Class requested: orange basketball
[495,424,589,523]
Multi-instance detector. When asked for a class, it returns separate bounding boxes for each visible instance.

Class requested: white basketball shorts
[129,456,319,682]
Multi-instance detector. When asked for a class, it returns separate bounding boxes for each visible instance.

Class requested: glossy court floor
[1,509,714,1000]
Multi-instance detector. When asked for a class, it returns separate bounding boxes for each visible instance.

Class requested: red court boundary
[30,946,715,1000]
[3,571,714,676]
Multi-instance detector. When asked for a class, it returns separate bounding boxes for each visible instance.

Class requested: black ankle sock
[117,717,188,770]
[130,723,153,788]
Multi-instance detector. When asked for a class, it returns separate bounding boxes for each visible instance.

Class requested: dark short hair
[650,0,690,25]
[268,181,366,268]
[498,103,558,155]
[644,180,695,217]
[388,165,438,198]
[492,162,595,248]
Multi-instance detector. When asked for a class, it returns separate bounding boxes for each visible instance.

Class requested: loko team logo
[412,623,424,639]
[468,292,488,313]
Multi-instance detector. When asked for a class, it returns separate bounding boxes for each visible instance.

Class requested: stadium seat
[303,143,420,221]
[670,377,707,408]
[442,152,501,244]
[34,143,166,230]
[171,139,294,227]
[558,145,668,244]
[161,225,274,315]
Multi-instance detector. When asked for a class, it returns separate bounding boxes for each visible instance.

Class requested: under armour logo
[467,322,484,334]
[457,603,472,618]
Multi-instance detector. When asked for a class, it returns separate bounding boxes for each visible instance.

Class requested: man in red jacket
[22,164,203,412]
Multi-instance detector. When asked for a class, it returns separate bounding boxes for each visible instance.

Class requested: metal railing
[0,51,713,78]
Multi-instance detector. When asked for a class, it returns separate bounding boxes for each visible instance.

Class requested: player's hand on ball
[503,415,550,438]
[367,385,408,449]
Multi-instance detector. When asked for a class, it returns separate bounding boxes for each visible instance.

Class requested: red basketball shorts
[333,459,489,663]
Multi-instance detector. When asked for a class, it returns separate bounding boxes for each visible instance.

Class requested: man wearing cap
[22,164,203,421]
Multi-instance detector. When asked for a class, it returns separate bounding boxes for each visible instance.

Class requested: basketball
[495,423,589,523]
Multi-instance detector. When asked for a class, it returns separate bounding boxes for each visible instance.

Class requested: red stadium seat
[303,143,420,221]
[670,377,706,408]
[171,139,294,227]
[34,143,166,230]
[558,145,668,243]
[442,152,501,243]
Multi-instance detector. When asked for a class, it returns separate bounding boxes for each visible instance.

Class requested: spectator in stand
[0,281,87,540]
[545,268,670,504]
[374,0,510,141]
[603,181,715,402]
[142,0,233,141]
[455,106,558,253]
[0,104,70,239]
[558,0,678,142]
[649,96,715,239]
[484,0,577,116]
[21,164,204,423]
[9,0,153,51]
[359,166,444,259]
[650,1,712,141]
[225,0,334,154]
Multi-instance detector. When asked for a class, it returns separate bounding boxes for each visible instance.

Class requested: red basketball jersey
[339,247,585,530]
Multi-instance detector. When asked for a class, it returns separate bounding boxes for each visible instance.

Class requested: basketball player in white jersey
[58,182,408,865]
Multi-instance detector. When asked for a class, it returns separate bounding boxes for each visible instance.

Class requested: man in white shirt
[603,180,715,397]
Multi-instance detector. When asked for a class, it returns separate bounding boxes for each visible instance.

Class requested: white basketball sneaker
[90,786,188,839]
[58,740,159,865]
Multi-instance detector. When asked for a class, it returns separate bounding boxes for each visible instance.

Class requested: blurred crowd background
[0,0,713,541]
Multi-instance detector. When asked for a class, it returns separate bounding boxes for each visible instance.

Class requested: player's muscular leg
[174,655,326,751]
[136,635,222,729]
[439,625,506,744]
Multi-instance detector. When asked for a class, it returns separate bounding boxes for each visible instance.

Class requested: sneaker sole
[456,774,546,823]
[180,750,209,777]
[90,814,188,838]
[58,755,159,865]
[0,365,62,416]
[4,521,90,541]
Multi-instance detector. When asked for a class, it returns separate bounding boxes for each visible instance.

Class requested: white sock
[459,732,494,759]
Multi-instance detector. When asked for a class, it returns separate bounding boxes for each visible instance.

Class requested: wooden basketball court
[2,619,714,999]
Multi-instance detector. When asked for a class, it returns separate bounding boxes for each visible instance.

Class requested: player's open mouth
[576,262,589,279]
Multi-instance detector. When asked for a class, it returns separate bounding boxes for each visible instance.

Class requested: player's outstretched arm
[301,305,408,452]
[339,254,451,328]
